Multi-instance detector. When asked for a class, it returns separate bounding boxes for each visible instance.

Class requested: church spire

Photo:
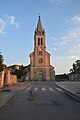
[35,16,45,35]
[37,15,43,32]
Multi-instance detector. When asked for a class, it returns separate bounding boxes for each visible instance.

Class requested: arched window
[38,38,40,45]
[41,38,43,45]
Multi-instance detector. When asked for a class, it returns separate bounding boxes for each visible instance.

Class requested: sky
[0,0,80,75]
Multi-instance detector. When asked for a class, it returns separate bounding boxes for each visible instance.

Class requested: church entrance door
[37,70,43,80]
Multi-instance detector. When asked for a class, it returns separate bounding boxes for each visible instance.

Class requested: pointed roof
[37,16,43,32]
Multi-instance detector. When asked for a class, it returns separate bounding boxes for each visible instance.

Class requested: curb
[55,83,80,102]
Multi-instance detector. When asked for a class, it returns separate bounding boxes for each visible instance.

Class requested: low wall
[0,71,4,88]
[0,70,17,88]
[10,75,17,85]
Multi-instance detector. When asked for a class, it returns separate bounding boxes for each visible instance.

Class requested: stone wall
[0,71,4,88]
[10,75,17,85]
[0,70,17,88]
[30,66,55,81]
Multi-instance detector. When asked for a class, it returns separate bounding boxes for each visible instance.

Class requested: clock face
[38,58,43,64]
[38,47,41,51]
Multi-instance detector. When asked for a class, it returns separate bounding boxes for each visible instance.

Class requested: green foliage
[17,78,25,82]
[70,60,80,74]
[0,52,4,72]
[13,69,27,78]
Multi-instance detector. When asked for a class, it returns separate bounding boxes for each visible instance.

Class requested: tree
[70,60,80,74]
[13,69,27,78]
[0,52,4,72]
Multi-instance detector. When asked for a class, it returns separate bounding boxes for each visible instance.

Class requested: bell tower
[34,16,46,50]
[29,16,55,81]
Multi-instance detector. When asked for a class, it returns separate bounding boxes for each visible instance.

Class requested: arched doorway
[37,70,43,80]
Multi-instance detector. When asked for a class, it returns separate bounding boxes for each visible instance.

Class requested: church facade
[29,16,55,81]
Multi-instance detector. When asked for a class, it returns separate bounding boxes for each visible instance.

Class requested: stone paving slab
[55,81,80,101]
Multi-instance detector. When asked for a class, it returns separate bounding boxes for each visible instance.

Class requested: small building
[7,65,20,73]
[69,73,80,81]
[55,74,69,81]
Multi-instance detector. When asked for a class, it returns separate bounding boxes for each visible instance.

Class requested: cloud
[71,14,80,24]
[52,28,80,47]
[51,14,80,74]
[52,14,80,46]
[67,56,79,60]
[0,15,19,36]
[0,18,5,35]
[49,0,70,5]
[69,43,80,54]
[65,14,80,26]
[6,16,19,28]
[50,0,63,4]
[51,13,80,68]
[53,47,57,51]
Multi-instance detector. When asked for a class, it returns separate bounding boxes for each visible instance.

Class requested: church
[28,16,55,81]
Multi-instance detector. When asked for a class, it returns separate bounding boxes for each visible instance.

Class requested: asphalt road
[0,81,80,120]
